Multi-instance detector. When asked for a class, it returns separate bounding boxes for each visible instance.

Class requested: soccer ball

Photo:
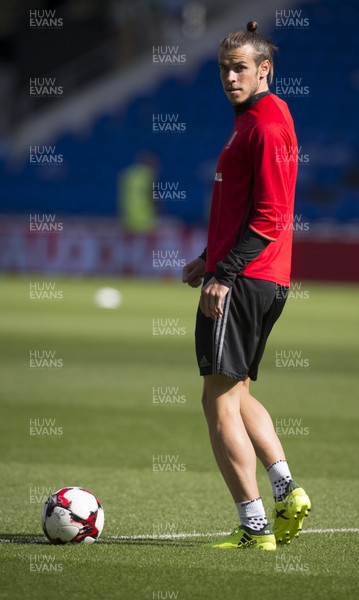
[41,487,104,544]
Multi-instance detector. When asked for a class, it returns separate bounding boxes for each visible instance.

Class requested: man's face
[218,45,269,106]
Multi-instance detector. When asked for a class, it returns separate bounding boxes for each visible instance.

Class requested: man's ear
[259,59,270,79]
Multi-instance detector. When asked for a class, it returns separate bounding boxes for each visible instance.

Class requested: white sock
[236,497,268,531]
[267,460,293,500]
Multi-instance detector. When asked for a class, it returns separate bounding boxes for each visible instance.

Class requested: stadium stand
[1,0,358,280]
[1,0,358,227]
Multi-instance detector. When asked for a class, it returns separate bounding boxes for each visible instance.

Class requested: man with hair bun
[183,21,311,550]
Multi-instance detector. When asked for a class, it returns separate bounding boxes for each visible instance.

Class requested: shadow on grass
[0,534,200,547]
[102,538,199,547]
[0,534,47,544]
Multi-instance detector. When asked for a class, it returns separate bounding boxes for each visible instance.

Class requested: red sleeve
[248,123,294,241]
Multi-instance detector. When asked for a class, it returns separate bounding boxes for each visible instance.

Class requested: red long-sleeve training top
[206,93,298,287]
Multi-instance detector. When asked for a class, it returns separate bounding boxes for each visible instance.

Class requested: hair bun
[247,21,258,32]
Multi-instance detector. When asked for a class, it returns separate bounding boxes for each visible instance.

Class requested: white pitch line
[0,528,358,544]
[108,528,359,540]
[302,528,359,534]
[109,532,228,540]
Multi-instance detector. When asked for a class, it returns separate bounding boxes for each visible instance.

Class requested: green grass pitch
[0,276,358,599]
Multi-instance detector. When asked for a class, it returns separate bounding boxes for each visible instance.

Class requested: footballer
[183,21,311,550]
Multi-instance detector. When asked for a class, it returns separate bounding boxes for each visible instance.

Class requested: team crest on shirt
[214,172,222,181]
[225,131,238,149]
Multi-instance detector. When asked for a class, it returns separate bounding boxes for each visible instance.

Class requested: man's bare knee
[202,375,242,421]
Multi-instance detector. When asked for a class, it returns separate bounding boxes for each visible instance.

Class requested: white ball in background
[94,287,122,309]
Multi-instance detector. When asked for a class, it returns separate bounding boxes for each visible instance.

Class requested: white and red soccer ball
[42,487,104,544]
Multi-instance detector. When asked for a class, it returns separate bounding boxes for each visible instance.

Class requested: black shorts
[195,274,288,381]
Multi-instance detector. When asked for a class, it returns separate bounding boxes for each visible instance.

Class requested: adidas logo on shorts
[199,355,211,368]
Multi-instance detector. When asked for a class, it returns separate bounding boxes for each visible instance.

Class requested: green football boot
[206,523,276,550]
[273,481,311,544]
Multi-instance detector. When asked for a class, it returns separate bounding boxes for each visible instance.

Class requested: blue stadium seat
[1,0,358,223]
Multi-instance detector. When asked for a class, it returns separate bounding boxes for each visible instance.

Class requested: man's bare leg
[239,377,286,469]
[239,377,311,543]
[239,377,294,497]
[201,374,259,502]
[201,374,276,548]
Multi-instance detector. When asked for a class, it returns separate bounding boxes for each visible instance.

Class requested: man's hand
[182,257,206,288]
[200,276,230,319]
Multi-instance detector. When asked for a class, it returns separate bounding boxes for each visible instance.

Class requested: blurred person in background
[117,151,159,232]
